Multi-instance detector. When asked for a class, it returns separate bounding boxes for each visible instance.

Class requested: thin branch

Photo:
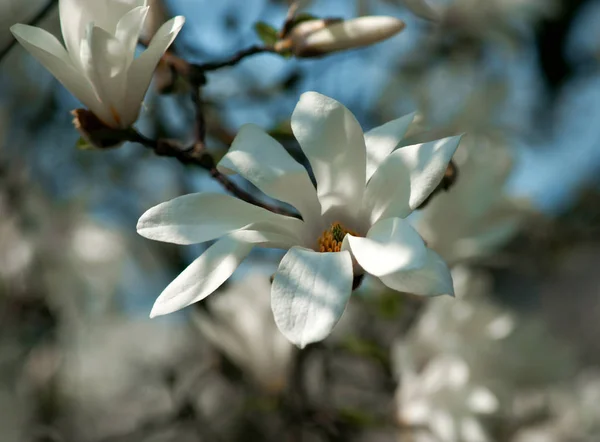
[0,0,58,63]
[195,45,277,71]
[129,130,298,217]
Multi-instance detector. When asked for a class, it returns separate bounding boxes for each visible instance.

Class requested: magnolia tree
[2,0,598,441]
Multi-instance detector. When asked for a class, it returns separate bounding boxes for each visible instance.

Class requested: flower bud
[282,16,406,58]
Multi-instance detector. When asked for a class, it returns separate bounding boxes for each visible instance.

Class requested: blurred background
[1,0,599,441]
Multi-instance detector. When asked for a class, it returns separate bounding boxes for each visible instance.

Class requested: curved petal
[59,0,146,60]
[150,237,252,317]
[342,217,427,277]
[218,124,322,229]
[363,135,462,223]
[115,5,149,67]
[10,24,110,124]
[291,92,366,223]
[379,248,454,297]
[122,15,184,126]
[59,0,97,62]
[229,228,298,250]
[80,24,130,127]
[137,192,304,245]
[272,247,353,348]
[364,112,415,181]
[105,0,147,30]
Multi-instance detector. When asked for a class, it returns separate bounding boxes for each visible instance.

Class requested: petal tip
[9,23,24,36]
[172,15,186,30]
[149,304,164,318]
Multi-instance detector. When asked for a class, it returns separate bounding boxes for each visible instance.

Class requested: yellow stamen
[317,222,359,253]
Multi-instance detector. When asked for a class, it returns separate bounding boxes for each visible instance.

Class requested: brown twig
[134,40,298,216]
[0,0,58,63]
[196,45,277,71]
[129,130,298,217]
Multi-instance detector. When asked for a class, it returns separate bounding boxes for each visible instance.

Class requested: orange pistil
[317,222,359,253]
[110,106,122,127]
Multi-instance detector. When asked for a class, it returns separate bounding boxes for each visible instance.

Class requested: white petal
[10,24,111,124]
[150,237,251,317]
[115,5,149,67]
[271,247,353,348]
[468,387,499,414]
[59,0,97,61]
[291,92,366,223]
[461,417,491,442]
[362,149,412,224]
[105,0,147,30]
[218,124,322,229]
[80,25,130,127]
[379,248,454,297]
[343,217,427,277]
[137,192,304,245]
[122,15,184,126]
[364,113,415,181]
[59,0,146,64]
[364,135,462,223]
[229,227,298,250]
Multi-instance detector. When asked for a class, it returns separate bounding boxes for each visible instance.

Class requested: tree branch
[129,130,298,217]
[196,45,277,71]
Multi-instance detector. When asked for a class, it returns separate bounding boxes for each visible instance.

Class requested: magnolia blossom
[512,371,600,442]
[283,16,405,57]
[193,275,294,393]
[413,136,529,265]
[398,0,556,27]
[400,267,577,388]
[137,91,461,347]
[10,0,184,129]
[395,353,500,442]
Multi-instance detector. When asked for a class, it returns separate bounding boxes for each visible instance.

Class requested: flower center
[317,222,358,253]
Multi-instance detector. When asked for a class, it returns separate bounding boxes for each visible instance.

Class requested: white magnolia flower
[192,275,294,394]
[10,0,184,128]
[401,267,576,389]
[511,371,600,442]
[283,16,406,57]
[137,91,461,347]
[396,353,499,442]
[398,0,556,28]
[413,136,529,265]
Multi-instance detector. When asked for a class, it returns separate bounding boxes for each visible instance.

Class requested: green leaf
[254,22,279,46]
[75,137,96,150]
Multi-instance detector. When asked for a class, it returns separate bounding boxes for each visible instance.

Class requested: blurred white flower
[512,371,600,442]
[56,317,208,441]
[413,136,529,264]
[193,274,294,394]
[396,353,498,442]
[10,0,184,128]
[394,267,579,441]
[399,0,557,32]
[400,267,577,388]
[138,91,462,347]
[284,16,406,57]
[0,215,33,278]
